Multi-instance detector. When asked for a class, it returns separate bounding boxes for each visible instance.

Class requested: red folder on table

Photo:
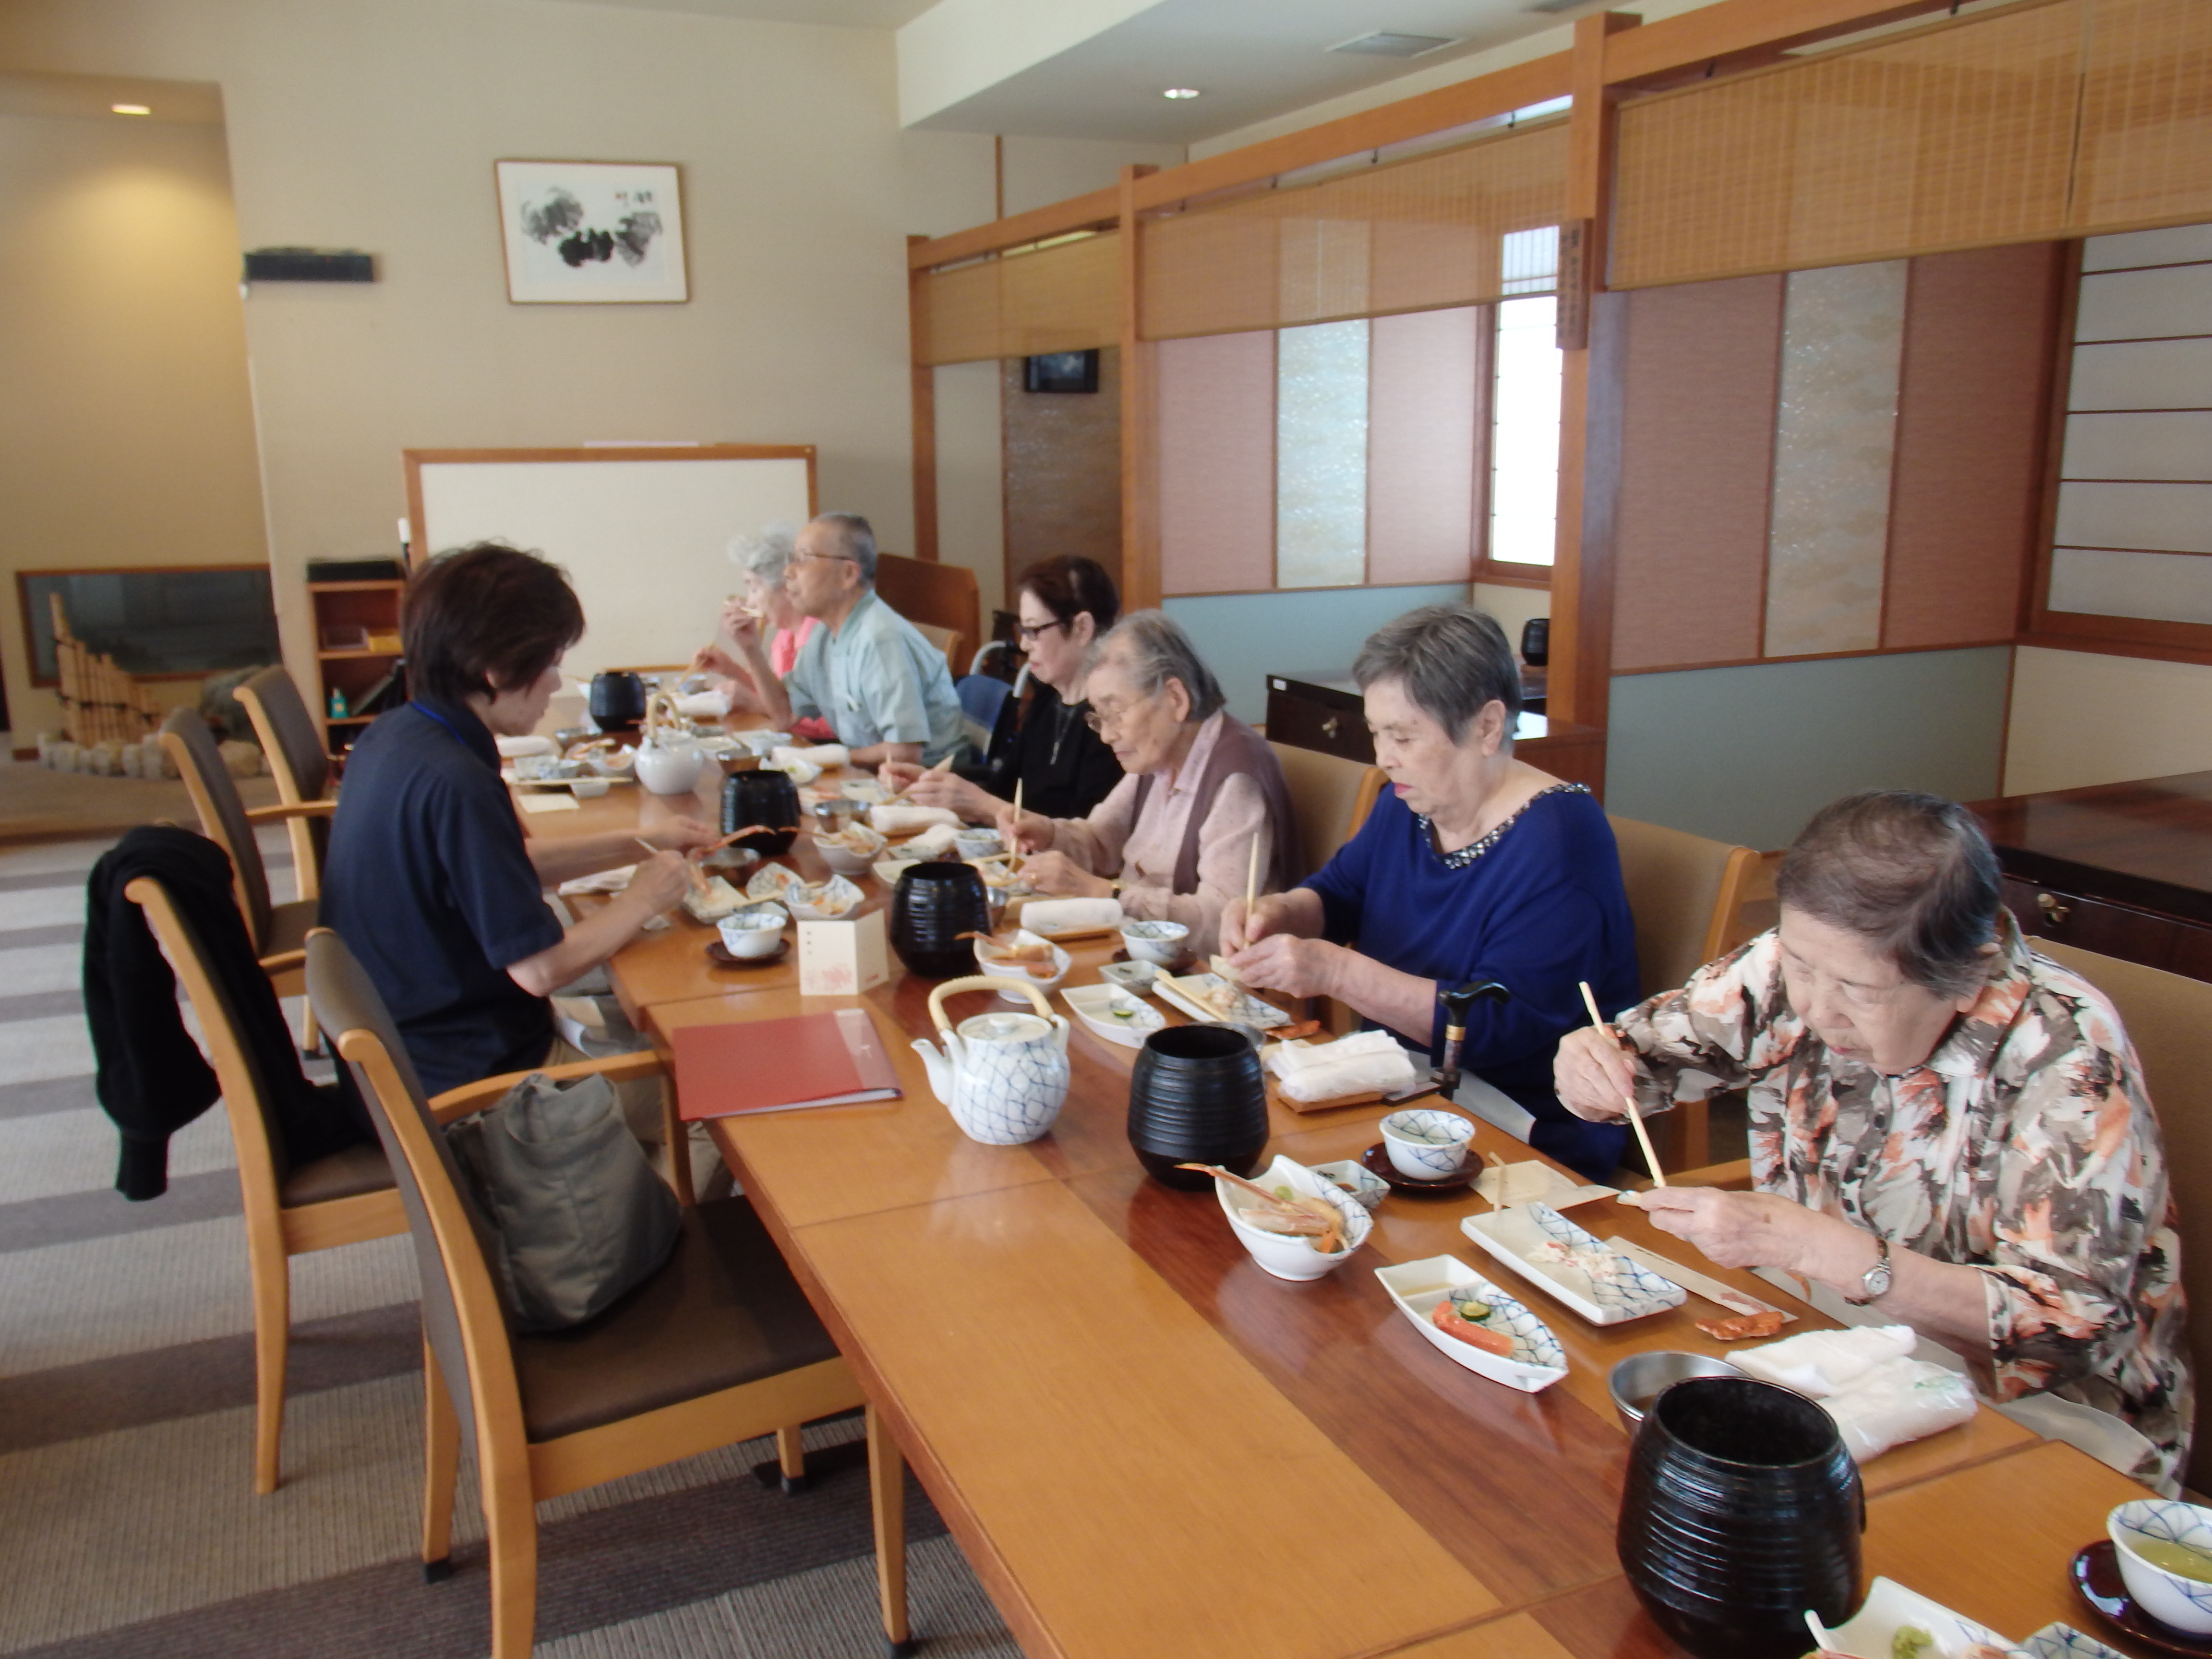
[671,1006,902,1120]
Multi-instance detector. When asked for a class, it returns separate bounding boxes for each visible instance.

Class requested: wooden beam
[907,236,939,563]
[1547,10,1639,737]
[1118,164,1162,613]
[1602,0,1963,85]
[909,188,1118,270]
[1131,54,1573,213]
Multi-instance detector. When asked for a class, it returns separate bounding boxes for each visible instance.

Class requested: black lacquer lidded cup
[889,861,991,979]
[1618,1375,1864,1659]
[722,769,799,856]
[1128,1022,1269,1190]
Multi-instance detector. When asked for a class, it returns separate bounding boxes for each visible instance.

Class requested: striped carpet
[0,832,1024,1658]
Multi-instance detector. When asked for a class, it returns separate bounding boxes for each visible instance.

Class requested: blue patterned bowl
[2111,1500,2212,1635]
[1381,1108,1475,1178]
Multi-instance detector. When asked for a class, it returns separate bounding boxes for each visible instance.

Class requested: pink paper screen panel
[1368,308,1480,586]
[1159,332,1276,595]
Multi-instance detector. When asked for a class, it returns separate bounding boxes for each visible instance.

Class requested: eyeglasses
[1015,618,1068,643]
[1082,698,1137,735]
[792,550,856,566]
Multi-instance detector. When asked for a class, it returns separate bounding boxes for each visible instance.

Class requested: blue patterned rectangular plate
[1373,1255,1567,1394]
[1460,1202,1686,1325]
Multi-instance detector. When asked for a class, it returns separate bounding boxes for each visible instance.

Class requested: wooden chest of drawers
[1264,671,1608,796]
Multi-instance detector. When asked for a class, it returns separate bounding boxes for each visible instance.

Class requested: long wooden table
[537,762,2152,1659]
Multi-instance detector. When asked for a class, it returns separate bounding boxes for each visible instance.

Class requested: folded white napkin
[1265,1032,1418,1104]
[769,757,821,785]
[904,823,962,857]
[495,735,557,759]
[555,864,636,896]
[871,804,962,834]
[672,689,731,719]
[772,744,850,770]
[1731,1324,1918,1397]
[1815,1356,1978,1463]
[1021,897,1125,935]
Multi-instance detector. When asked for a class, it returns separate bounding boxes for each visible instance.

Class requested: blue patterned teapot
[912,975,1070,1145]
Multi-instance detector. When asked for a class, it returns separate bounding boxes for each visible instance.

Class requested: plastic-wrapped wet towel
[1731,1323,1917,1396]
[1735,1324,1975,1462]
[671,688,731,719]
[871,804,962,835]
[1267,1031,1419,1103]
[772,744,850,771]
[1019,897,1124,935]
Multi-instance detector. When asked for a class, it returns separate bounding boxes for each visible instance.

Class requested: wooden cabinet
[309,580,405,760]
[1999,877,2195,970]
[1264,671,1608,795]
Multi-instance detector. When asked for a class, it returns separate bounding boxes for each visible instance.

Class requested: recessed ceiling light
[1162,87,1201,100]
[111,103,152,115]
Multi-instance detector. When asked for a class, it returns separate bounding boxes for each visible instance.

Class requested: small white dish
[2111,1499,2212,1635]
[815,824,886,877]
[681,876,748,924]
[1062,981,1166,1049]
[745,864,804,903]
[1214,1155,1372,1282]
[1120,918,1190,966]
[716,910,785,958]
[1460,1203,1686,1325]
[954,830,1004,861]
[1309,1158,1389,1213]
[569,776,610,798]
[1153,971,1292,1031]
[784,873,865,921]
[972,930,1071,999]
[736,730,792,757]
[1098,959,1157,994]
[1372,1255,1566,1394]
[1381,1107,1475,1178]
[1806,1576,2008,1659]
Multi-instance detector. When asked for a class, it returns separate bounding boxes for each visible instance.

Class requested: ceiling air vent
[1523,0,1593,13]
[1328,31,1458,57]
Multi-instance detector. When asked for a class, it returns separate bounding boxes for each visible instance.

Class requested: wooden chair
[126,877,402,1494]
[159,706,330,999]
[304,929,914,1659]
[876,550,980,659]
[911,621,965,674]
[1605,815,1761,1171]
[2032,942,2212,1496]
[1265,740,1387,885]
[236,666,334,908]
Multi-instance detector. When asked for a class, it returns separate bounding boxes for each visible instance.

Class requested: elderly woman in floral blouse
[1557,790,2191,1491]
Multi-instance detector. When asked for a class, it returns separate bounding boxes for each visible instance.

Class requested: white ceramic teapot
[911,974,1071,1145]
[632,690,705,795]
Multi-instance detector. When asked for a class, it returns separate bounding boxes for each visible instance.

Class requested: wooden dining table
[532,756,2158,1659]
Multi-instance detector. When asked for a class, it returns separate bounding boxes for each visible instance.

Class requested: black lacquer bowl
[722,769,799,856]
[1619,1376,1863,1659]
[889,861,991,979]
[1128,1022,1269,1190]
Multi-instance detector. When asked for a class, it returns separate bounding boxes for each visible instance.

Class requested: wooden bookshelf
[308,577,404,758]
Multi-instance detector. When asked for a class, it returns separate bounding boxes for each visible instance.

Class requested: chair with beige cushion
[126,877,401,1493]
[159,706,330,999]
[305,928,913,1659]
[912,620,965,674]
[1605,815,1761,1171]
[235,666,335,906]
[1265,740,1387,886]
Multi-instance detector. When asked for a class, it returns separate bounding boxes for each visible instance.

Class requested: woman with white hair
[998,610,1296,958]
[691,525,831,739]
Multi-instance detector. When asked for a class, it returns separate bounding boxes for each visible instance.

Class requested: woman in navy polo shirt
[321,544,715,1101]
[1220,603,1640,1180]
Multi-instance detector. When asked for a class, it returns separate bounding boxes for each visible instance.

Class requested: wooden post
[1548,10,1639,741]
[1118,164,1161,611]
[908,235,940,563]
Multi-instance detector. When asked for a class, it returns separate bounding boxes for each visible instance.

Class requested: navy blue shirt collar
[409,696,500,769]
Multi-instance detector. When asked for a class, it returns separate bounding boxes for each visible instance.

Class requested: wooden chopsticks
[1579,979,1664,1187]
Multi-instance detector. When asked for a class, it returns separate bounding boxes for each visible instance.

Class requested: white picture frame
[494,159,688,304]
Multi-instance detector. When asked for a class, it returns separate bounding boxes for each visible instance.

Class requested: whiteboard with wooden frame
[402,446,817,678]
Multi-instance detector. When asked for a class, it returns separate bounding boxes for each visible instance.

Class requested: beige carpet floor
[0,758,280,846]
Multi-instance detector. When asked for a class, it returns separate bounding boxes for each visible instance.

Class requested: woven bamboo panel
[1610,0,2085,289]
[919,230,1120,366]
[1140,121,1568,341]
[2072,0,2212,232]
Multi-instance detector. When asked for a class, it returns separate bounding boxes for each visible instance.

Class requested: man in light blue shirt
[739,513,967,769]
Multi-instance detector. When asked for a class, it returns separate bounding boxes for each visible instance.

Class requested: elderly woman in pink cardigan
[997,610,1297,957]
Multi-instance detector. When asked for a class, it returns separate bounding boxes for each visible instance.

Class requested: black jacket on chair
[83,825,366,1200]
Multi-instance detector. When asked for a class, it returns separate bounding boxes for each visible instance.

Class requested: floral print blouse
[1616,914,2191,1491]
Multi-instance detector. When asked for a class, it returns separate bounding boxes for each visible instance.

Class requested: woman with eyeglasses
[995,609,1298,958]
[878,554,1123,822]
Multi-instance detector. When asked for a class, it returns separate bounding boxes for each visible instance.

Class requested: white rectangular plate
[1813,1577,2007,1659]
[1461,1204,1685,1325]
[1154,972,1293,1030]
[1372,1255,1566,1394]
[1062,982,1165,1049]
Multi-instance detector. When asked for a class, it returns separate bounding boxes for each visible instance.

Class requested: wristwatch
[1843,1234,1893,1306]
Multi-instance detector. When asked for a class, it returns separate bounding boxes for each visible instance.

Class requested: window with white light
[1486,227,1564,570]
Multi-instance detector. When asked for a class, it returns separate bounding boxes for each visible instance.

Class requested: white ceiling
[903,0,1578,141]
[0,70,223,126]
[534,0,938,26]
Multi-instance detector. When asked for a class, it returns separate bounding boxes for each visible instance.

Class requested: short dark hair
[1776,790,2001,999]
[1016,554,1120,637]
[811,512,877,582]
[402,543,584,706]
[1353,603,1521,744]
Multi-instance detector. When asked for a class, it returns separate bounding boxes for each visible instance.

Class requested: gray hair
[811,512,877,583]
[1776,791,2001,1001]
[1353,603,1521,745]
[726,523,797,581]
[1089,610,1225,723]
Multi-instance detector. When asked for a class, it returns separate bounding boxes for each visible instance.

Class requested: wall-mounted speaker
[242,248,376,283]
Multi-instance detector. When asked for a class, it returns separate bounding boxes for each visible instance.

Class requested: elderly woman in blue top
[730,511,968,769]
[1222,604,1639,1179]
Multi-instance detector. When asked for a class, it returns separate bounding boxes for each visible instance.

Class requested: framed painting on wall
[494,159,688,304]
